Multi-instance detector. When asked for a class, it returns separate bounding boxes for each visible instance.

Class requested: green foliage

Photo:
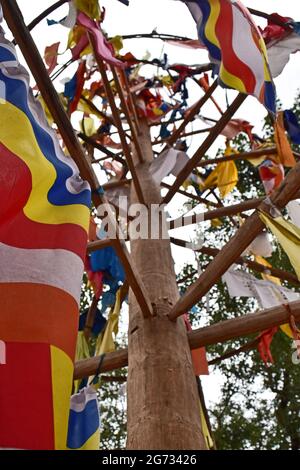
[99,367,127,450]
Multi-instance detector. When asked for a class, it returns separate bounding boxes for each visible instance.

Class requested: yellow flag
[95,290,122,356]
[202,162,238,198]
[255,255,281,285]
[217,160,238,198]
[255,255,294,338]
[201,144,238,198]
[247,142,277,167]
[259,212,300,280]
[109,36,124,55]
[74,0,101,19]
[74,331,91,392]
[80,116,97,137]
[259,212,300,339]
[199,403,214,450]
[274,112,296,168]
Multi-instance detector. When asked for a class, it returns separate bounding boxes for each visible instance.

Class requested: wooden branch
[87,239,113,253]
[101,179,221,209]
[163,94,247,204]
[3,0,153,319]
[161,182,220,208]
[248,8,292,31]
[197,147,300,168]
[169,156,300,320]
[188,301,300,350]
[93,55,146,205]
[154,127,212,146]
[200,246,300,287]
[121,69,141,134]
[84,295,99,340]
[208,337,260,366]
[74,300,300,378]
[111,66,144,163]
[170,237,300,287]
[167,197,264,230]
[74,349,129,380]
[78,132,124,162]
[26,0,68,32]
[167,80,218,147]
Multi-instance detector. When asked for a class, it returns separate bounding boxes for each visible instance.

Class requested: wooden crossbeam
[168,157,300,320]
[74,300,300,379]
[171,238,300,287]
[200,246,300,287]
[153,127,212,146]
[88,239,113,253]
[161,182,221,208]
[163,94,247,204]
[2,0,153,319]
[78,132,124,162]
[167,197,264,230]
[196,147,300,168]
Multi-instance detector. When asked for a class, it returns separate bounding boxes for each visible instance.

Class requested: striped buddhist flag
[67,387,100,450]
[181,0,276,113]
[0,27,91,450]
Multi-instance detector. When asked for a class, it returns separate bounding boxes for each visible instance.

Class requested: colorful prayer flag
[67,386,100,450]
[180,0,276,112]
[0,28,90,450]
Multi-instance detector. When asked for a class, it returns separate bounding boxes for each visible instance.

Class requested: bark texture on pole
[127,120,205,450]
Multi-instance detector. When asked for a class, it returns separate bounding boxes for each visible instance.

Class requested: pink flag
[77,12,125,68]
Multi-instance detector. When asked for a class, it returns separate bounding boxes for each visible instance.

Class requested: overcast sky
[7,0,300,404]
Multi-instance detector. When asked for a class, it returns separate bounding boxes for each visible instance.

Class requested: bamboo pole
[169,157,300,320]
[163,94,247,204]
[74,300,300,379]
[2,0,153,319]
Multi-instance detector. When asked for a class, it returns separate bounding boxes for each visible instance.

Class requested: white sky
[7,0,300,406]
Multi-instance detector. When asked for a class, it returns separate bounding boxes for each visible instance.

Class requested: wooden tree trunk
[126,120,205,450]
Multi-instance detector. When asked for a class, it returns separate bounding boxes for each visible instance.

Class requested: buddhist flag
[67,387,100,450]
[0,28,91,449]
[180,0,276,113]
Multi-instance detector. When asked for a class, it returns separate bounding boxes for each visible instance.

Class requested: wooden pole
[74,300,300,379]
[169,157,300,320]
[127,119,206,450]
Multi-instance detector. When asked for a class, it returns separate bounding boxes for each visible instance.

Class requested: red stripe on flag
[0,142,87,260]
[216,1,256,93]
[0,342,55,450]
